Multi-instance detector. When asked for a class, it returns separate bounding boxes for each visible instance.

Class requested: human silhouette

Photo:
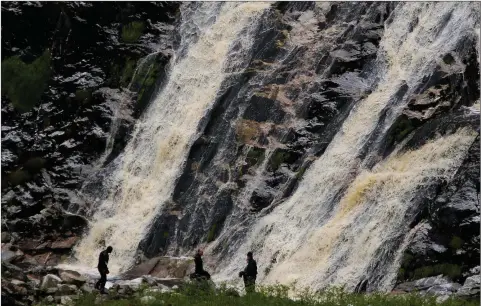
[95,246,112,294]
[190,249,211,281]
[239,251,257,293]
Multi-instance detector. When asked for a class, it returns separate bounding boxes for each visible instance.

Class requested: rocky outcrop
[1,1,179,270]
[1,260,185,306]
[394,274,480,302]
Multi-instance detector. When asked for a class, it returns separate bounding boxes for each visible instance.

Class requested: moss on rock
[121,21,145,43]
[1,50,51,112]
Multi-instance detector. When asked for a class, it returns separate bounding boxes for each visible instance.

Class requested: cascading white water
[212,2,479,291]
[72,2,271,274]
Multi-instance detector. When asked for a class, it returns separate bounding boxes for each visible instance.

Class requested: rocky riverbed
[1,250,479,306]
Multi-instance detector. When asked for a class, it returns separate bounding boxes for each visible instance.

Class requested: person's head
[106,246,113,253]
[197,249,203,256]
[247,251,253,260]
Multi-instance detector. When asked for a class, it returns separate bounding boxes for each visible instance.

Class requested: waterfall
[211,2,478,291]
[72,2,271,274]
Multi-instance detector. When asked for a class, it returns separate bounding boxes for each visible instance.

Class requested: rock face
[397,134,480,285]
[1,1,179,267]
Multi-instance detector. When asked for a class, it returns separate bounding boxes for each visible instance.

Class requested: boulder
[45,295,54,303]
[456,275,480,298]
[59,270,87,286]
[40,274,62,290]
[80,283,93,294]
[45,287,59,295]
[1,244,24,263]
[426,283,461,295]
[395,275,451,292]
[57,284,78,295]
[10,279,26,286]
[2,261,27,281]
[61,295,73,305]
[140,295,156,304]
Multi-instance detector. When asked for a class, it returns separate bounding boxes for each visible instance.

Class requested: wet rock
[122,256,192,279]
[40,274,62,290]
[2,232,11,243]
[51,236,79,249]
[45,295,54,303]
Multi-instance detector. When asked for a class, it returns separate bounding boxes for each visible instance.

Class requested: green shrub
[269,150,290,171]
[119,58,137,88]
[449,236,464,250]
[24,157,46,174]
[7,170,31,186]
[75,88,93,103]
[246,147,266,167]
[1,50,51,112]
[413,264,462,281]
[121,21,145,43]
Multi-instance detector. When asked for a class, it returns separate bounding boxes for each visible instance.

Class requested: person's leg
[99,271,107,293]
[202,270,211,280]
[245,278,255,293]
[95,268,102,289]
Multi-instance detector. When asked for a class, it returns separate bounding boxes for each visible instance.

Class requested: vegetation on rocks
[121,21,145,43]
[1,50,51,112]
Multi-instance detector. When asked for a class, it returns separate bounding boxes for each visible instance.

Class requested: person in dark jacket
[95,246,112,294]
[239,251,257,293]
[190,249,211,281]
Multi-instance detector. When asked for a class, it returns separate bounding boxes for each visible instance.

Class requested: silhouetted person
[95,246,112,294]
[239,251,257,293]
[190,249,211,281]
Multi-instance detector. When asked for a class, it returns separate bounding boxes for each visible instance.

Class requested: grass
[121,21,145,43]
[68,283,477,306]
[1,50,51,112]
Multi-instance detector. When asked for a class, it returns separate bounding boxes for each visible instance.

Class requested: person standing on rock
[239,251,257,293]
[190,249,211,281]
[95,246,112,294]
